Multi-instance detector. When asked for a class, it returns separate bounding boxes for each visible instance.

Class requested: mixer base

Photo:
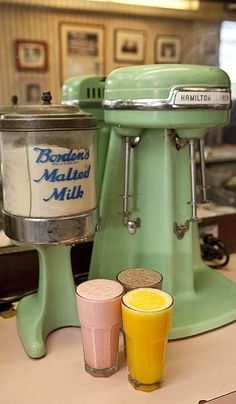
[16,245,79,358]
[170,264,236,339]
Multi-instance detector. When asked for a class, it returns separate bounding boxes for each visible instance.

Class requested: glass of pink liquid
[76,279,124,377]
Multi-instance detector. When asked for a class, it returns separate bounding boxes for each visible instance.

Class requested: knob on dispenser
[41,90,52,104]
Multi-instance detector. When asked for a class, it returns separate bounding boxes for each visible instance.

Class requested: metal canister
[0,92,98,244]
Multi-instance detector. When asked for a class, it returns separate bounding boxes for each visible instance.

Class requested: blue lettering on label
[33,166,91,183]
[43,186,84,202]
[34,147,89,163]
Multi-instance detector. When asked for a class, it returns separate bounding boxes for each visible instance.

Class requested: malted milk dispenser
[0,92,98,357]
[89,65,236,339]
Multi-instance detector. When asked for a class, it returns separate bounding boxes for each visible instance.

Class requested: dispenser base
[16,245,79,358]
[170,265,236,339]
[17,293,79,358]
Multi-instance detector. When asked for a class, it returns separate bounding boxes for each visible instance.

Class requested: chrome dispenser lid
[0,91,97,131]
[104,65,231,111]
[0,105,18,115]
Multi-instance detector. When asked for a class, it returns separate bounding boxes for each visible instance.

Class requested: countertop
[1,259,236,404]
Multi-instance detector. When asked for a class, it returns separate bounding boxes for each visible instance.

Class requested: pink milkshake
[76,279,124,377]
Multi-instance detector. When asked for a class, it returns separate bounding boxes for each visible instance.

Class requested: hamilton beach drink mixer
[0,92,98,358]
[89,64,236,339]
[62,76,110,199]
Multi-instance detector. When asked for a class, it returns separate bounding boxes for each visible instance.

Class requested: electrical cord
[200,233,230,269]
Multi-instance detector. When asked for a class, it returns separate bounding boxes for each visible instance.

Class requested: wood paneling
[0,2,220,104]
[0,0,234,21]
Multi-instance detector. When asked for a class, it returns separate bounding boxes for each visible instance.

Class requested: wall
[0,2,221,104]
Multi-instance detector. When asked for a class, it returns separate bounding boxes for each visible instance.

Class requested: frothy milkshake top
[117,268,162,288]
[77,279,124,300]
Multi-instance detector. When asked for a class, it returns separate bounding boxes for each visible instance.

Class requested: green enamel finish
[62,75,110,198]
[96,124,110,198]
[89,128,236,338]
[17,245,79,358]
[104,65,231,135]
[105,110,230,134]
[62,75,105,103]
[105,64,230,100]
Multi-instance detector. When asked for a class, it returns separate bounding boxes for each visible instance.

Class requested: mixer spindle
[198,138,209,204]
[189,138,199,222]
[122,136,140,234]
[123,136,130,222]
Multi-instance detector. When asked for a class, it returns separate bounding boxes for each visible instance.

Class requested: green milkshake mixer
[89,64,236,339]
[62,76,110,199]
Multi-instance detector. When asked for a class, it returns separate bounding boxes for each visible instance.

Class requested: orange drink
[122,288,173,392]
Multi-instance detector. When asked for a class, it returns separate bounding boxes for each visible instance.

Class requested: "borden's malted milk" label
[3,137,96,218]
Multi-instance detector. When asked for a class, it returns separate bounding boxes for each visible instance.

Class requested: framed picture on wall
[19,78,47,104]
[225,2,236,10]
[155,36,181,63]
[15,40,48,72]
[59,22,105,83]
[114,29,146,63]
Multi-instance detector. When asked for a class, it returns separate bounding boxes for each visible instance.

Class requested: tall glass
[76,279,124,377]
[122,288,173,392]
[117,268,163,355]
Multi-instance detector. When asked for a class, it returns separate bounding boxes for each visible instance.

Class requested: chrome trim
[2,208,98,245]
[189,138,199,222]
[103,86,231,110]
[62,100,102,109]
[198,138,209,204]
[62,100,80,106]
[122,137,141,235]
